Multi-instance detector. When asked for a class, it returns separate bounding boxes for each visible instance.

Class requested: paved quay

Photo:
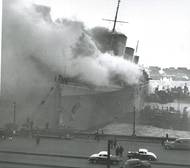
[0,135,189,166]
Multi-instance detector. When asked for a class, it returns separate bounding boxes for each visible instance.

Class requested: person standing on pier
[36,134,40,145]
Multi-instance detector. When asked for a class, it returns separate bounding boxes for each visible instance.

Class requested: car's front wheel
[148,157,153,161]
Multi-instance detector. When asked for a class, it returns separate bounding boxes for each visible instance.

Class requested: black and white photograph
[1,0,190,167]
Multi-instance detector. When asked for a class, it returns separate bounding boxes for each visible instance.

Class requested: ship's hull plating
[56,83,145,130]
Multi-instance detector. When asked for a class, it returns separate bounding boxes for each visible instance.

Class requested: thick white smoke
[3,0,142,89]
[1,0,144,126]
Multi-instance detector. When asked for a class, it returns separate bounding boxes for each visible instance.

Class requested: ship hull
[55,83,146,130]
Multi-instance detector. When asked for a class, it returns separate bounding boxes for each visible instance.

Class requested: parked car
[124,159,151,168]
[164,138,190,150]
[88,151,120,164]
[127,149,157,161]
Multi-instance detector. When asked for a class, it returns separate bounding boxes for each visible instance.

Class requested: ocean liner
[1,0,149,130]
[37,0,149,130]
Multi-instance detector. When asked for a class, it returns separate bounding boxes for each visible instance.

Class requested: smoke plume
[1,0,144,126]
[3,0,141,96]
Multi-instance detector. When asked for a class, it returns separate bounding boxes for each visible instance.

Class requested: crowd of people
[94,131,124,157]
[109,138,124,157]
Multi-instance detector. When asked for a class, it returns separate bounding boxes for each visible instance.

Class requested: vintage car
[88,151,120,164]
[124,159,151,168]
[127,149,157,161]
[164,138,190,150]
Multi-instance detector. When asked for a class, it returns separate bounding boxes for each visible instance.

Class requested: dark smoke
[90,27,113,53]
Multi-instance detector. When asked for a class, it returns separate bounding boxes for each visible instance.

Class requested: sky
[2,0,190,68]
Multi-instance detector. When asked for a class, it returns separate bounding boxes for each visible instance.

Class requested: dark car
[89,151,120,164]
[127,149,157,161]
[124,159,151,168]
[164,138,190,150]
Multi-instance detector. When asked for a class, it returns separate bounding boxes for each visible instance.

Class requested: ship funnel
[133,56,139,64]
[124,47,134,61]
[110,33,127,56]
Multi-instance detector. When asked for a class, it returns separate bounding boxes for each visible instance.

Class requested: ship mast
[103,0,128,32]
[112,0,121,32]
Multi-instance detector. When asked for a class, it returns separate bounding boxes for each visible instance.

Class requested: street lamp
[107,139,111,168]
[13,102,16,124]
[132,106,136,136]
